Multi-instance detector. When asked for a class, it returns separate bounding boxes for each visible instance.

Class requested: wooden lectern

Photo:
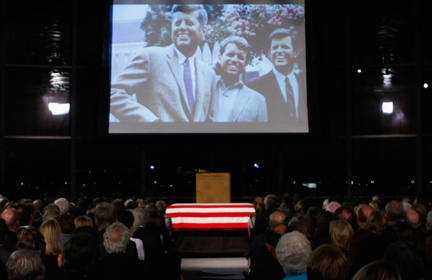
[196,173,231,203]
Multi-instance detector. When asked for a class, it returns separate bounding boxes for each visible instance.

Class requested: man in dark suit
[94,202,138,260]
[110,4,216,124]
[0,219,11,265]
[248,28,308,131]
[0,208,19,253]
[213,36,267,122]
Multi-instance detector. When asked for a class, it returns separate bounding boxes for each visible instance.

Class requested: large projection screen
[109,1,307,133]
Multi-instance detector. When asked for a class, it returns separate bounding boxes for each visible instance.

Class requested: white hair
[276,231,312,275]
[325,202,341,213]
[103,222,130,254]
[54,197,69,215]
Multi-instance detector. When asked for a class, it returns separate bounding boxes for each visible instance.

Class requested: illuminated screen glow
[109,2,307,133]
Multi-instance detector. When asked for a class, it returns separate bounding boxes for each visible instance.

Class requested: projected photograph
[109,3,307,133]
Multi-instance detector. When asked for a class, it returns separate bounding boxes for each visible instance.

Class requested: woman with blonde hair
[329,220,353,258]
[39,219,63,278]
[74,215,95,229]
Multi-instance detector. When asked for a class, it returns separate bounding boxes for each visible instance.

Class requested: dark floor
[181,258,248,280]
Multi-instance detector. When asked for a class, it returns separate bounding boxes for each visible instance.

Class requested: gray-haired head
[6,249,46,280]
[171,4,208,26]
[264,195,278,210]
[42,206,60,223]
[133,207,147,226]
[276,231,312,275]
[95,202,116,230]
[326,202,341,213]
[103,222,130,254]
[54,198,69,215]
[33,200,44,212]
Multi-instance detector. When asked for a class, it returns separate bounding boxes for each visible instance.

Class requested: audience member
[93,222,143,280]
[325,202,341,213]
[39,219,62,278]
[16,227,46,256]
[0,218,11,265]
[74,215,95,229]
[52,232,98,280]
[54,198,70,215]
[6,249,46,280]
[330,220,353,258]
[1,208,19,252]
[385,242,424,280]
[357,205,373,225]
[276,231,312,280]
[352,260,401,280]
[307,245,348,280]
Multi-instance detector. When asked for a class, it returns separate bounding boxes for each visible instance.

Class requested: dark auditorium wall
[0,1,431,201]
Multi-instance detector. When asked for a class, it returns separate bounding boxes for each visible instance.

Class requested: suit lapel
[229,86,249,122]
[166,45,193,121]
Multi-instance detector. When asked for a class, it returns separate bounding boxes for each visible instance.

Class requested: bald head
[406,209,420,228]
[269,211,286,228]
[1,208,19,231]
[358,205,374,224]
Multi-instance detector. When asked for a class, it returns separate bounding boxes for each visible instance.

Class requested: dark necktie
[285,77,296,119]
[184,58,195,113]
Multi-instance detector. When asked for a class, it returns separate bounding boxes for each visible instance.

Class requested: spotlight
[382,102,393,114]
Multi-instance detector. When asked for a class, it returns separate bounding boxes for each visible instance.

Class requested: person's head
[74,215,94,229]
[276,231,312,276]
[95,202,116,230]
[218,36,250,80]
[288,214,314,240]
[111,198,125,214]
[322,199,330,210]
[54,197,70,215]
[307,245,348,280]
[16,227,46,256]
[39,219,62,256]
[405,209,420,228]
[325,202,341,214]
[42,204,60,222]
[171,4,208,57]
[133,207,146,226]
[33,200,44,213]
[269,28,299,76]
[367,210,387,231]
[352,260,401,280]
[6,249,46,280]
[1,207,19,231]
[330,220,353,251]
[264,194,278,211]
[103,222,130,254]
[384,242,423,280]
[63,232,97,274]
[155,200,167,216]
[412,203,427,221]
[17,204,33,227]
[269,210,287,228]
[117,210,134,230]
[55,214,75,234]
[265,225,286,258]
[357,205,374,224]
[385,200,405,223]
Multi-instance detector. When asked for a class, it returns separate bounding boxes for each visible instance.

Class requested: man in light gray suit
[110,5,216,123]
[214,36,267,122]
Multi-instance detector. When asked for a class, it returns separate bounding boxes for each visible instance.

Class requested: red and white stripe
[166,203,255,229]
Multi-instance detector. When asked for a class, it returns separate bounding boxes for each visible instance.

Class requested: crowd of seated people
[1,193,432,280]
[246,193,432,280]
[0,195,180,280]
